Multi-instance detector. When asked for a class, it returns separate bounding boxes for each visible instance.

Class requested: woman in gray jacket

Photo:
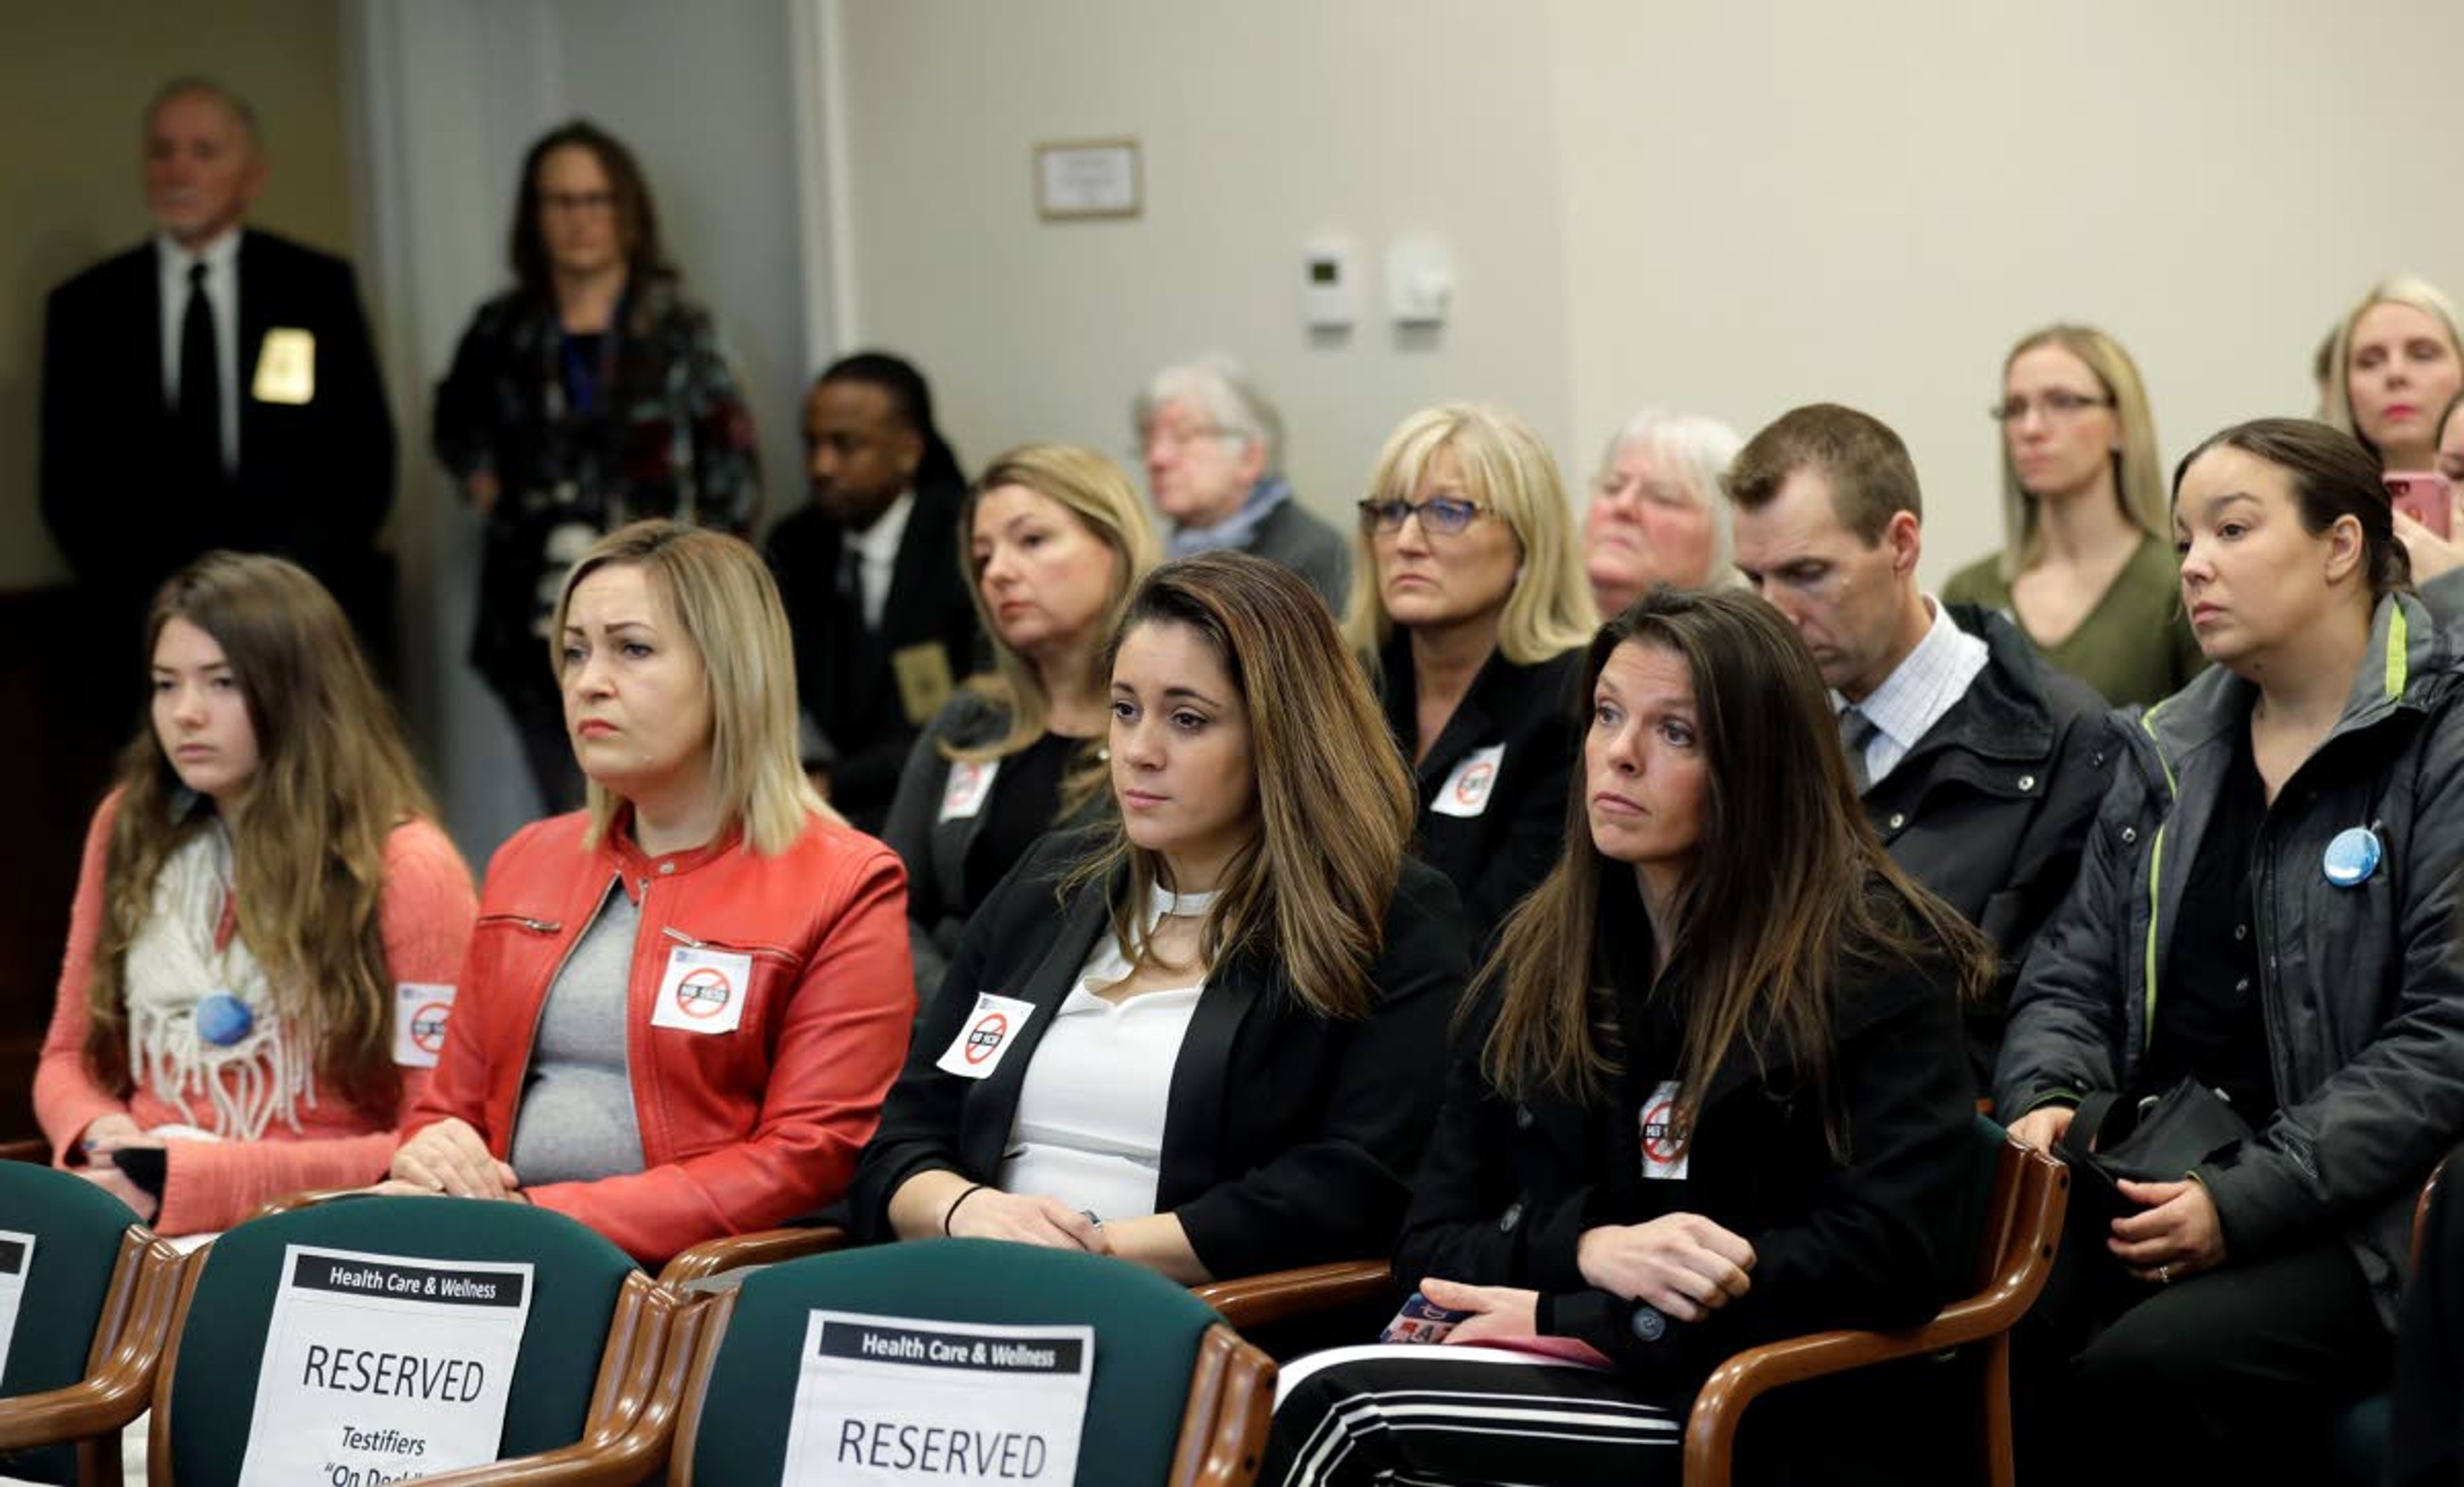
[881,444,1160,1003]
[1996,418,2464,1483]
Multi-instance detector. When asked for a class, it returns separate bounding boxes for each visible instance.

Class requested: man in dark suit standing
[40,78,396,659]
[766,352,980,834]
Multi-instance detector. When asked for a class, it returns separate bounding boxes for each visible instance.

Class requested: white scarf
[119,825,316,1139]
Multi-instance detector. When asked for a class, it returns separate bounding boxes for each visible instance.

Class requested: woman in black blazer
[852,553,1472,1283]
[1344,404,1598,941]
[1265,588,1990,1486]
[880,443,1161,1003]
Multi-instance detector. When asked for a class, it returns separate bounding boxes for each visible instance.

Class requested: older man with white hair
[1132,356,1349,612]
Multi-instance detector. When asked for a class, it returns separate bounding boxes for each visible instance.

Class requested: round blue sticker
[196,990,254,1047]
[2323,827,2383,889]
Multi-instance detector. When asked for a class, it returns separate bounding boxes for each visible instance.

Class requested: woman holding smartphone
[38,554,477,1234]
[1264,588,1990,1484]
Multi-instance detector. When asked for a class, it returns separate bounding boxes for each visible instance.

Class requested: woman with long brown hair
[852,552,1471,1282]
[1264,587,1990,1484]
[435,119,760,814]
[36,553,477,1234]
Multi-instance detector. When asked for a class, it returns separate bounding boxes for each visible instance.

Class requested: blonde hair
[1070,553,1416,1021]
[1342,403,1598,666]
[556,520,829,855]
[951,444,1161,813]
[1994,325,2169,581]
[87,554,436,1110]
[2322,275,2464,461]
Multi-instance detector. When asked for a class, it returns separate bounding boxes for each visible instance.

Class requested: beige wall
[837,0,2464,586]
[0,0,355,590]
[1547,0,2464,583]
[835,0,1575,528]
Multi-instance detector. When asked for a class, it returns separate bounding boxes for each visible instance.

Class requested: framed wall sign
[1035,139,1141,220]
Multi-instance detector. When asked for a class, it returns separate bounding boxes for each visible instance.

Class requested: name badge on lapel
[650,945,754,1035]
[939,759,1000,821]
[891,642,955,726]
[936,992,1039,1079]
[1432,744,1506,819]
[251,327,316,404]
[1639,1080,1690,1181]
[392,983,456,1068]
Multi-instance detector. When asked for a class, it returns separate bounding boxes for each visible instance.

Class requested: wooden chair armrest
[658,1225,850,1285]
[0,1371,155,1450]
[1684,1225,2060,1484]
[0,1235,183,1450]
[0,1138,50,1165]
[247,1186,370,1219]
[1192,1259,1392,1330]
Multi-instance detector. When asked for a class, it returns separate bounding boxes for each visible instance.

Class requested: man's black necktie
[178,261,221,481]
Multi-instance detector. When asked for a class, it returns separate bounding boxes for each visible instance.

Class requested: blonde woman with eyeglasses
[1944,325,2201,707]
[1342,403,1597,941]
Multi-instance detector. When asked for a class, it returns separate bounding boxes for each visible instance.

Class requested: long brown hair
[85,554,436,1111]
[1068,553,1416,1020]
[507,119,672,306]
[1480,588,1990,1153]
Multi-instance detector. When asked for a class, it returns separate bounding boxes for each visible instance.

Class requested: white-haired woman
[1131,355,1349,611]
[1583,409,1743,614]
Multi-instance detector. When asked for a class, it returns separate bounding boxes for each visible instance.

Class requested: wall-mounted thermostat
[1301,238,1358,331]
[1386,234,1454,326]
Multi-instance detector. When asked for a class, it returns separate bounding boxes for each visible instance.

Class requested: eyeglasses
[541,190,617,215]
[1992,390,2112,424]
[1357,495,1489,536]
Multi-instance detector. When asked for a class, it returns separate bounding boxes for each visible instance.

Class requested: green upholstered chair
[1683,1113,2070,1487]
[149,1194,687,1486]
[668,1239,1276,1485]
[0,1162,182,1486]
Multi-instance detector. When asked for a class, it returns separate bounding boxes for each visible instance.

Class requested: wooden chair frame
[147,1246,688,1485]
[0,1227,184,1486]
[657,1225,850,1285]
[1193,1259,1392,1332]
[1679,1131,2069,1487]
[663,1286,1276,1485]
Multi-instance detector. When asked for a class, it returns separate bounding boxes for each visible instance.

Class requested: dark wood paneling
[0,585,130,1140]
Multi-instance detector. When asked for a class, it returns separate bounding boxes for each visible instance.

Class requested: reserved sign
[0,1230,32,1378]
[234,1245,535,1486]
[778,1311,1093,1484]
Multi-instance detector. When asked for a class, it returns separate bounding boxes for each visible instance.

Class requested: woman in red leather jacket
[391,519,914,1264]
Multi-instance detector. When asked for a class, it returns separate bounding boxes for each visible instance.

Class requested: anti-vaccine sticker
[935,994,1039,1080]
[1431,745,1506,819]
[940,760,1000,822]
[779,1311,1093,1485]
[650,945,755,1035]
[235,1245,533,1487]
[1639,1080,1690,1181]
[392,984,456,1069]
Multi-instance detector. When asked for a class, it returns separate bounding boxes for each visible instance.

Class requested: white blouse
[994,886,1215,1219]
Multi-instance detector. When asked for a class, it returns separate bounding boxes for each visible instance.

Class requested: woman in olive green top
[1945,324,2202,708]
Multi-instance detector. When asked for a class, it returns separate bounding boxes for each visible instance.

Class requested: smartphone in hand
[2388,472,2454,539]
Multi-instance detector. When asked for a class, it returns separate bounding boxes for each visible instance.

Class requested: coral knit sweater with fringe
[35,791,477,1234]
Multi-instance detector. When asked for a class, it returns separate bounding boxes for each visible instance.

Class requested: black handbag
[2054,1080,2254,1196]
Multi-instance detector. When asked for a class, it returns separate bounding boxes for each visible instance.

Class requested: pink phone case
[2388,473,2453,540]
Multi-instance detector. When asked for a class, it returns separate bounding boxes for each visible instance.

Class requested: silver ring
[2156,1264,2173,1285]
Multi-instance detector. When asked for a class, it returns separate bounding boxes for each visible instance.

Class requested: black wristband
[943,1183,989,1236]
